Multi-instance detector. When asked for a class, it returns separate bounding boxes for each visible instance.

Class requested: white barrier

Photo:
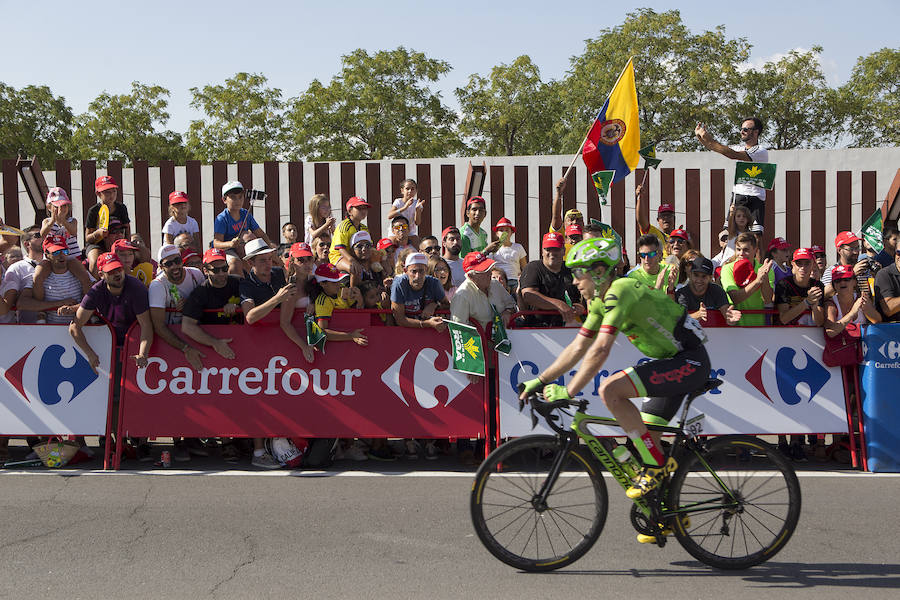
[0,324,114,435]
[498,327,849,438]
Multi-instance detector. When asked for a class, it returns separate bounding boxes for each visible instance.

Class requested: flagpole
[561,57,635,182]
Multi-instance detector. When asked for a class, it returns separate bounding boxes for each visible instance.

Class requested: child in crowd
[33,188,93,295]
[388,215,416,254]
[460,196,488,256]
[162,191,201,250]
[277,242,317,364]
[312,262,367,345]
[305,194,335,245]
[278,222,299,257]
[767,237,794,284]
[427,255,456,302]
[488,217,527,294]
[84,175,131,274]
[388,178,424,248]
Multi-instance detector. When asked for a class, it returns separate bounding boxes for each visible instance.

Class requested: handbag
[822,322,862,367]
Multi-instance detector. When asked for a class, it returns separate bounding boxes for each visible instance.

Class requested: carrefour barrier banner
[0,324,114,435]
[121,313,484,438]
[499,327,848,437]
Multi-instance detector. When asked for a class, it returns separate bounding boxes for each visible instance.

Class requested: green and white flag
[305,314,327,353]
[491,306,511,356]
[735,161,776,190]
[591,170,615,205]
[861,209,884,253]
[447,320,485,376]
[588,219,623,249]
[638,144,662,169]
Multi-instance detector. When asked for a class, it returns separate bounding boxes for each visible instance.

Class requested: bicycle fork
[532,435,580,512]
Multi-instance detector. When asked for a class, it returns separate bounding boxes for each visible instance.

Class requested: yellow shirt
[315,292,355,321]
[329,219,368,264]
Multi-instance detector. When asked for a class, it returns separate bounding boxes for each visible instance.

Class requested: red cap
[565,224,583,237]
[95,175,118,192]
[345,196,370,211]
[831,264,855,281]
[792,248,815,261]
[289,242,313,258]
[669,228,690,242]
[732,258,757,287]
[834,231,860,248]
[542,232,565,249]
[811,245,825,255]
[767,237,791,252]
[97,252,124,272]
[466,196,486,208]
[43,234,68,253]
[657,203,675,215]
[180,247,200,263]
[462,251,496,274]
[169,191,189,205]
[111,238,138,253]
[376,238,397,251]
[493,217,515,232]
[202,248,228,265]
[441,226,460,240]
[314,262,343,283]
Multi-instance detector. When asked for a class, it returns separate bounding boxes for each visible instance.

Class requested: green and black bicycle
[470,378,801,571]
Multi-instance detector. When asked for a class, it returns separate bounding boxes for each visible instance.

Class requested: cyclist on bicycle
[519,236,710,503]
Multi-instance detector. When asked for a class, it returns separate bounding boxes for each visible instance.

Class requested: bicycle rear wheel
[470,435,608,572]
[667,435,801,569]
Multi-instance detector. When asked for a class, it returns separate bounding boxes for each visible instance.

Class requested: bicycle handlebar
[516,384,582,434]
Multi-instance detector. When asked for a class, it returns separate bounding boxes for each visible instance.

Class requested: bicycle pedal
[636,534,658,544]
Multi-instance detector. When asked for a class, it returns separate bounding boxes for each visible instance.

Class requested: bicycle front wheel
[667,435,801,569]
[470,435,608,572]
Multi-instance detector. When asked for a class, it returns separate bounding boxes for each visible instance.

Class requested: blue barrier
[860,323,900,472]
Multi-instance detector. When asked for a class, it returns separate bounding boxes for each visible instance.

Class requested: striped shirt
[25,270,84,324]
[49,219,82,257]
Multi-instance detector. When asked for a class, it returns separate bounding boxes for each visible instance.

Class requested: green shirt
[626,263,676,290]
[582,277,706,359]
[720,259,775,327]
[460,223,487,256]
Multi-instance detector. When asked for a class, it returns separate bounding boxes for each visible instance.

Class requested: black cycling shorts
[621,346,711,425]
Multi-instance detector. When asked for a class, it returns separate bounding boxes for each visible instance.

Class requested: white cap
[243,238,274,259]
[750,223,764,233]
[222,181,243,197]
[157,244,180,263]
[404,252,428,267]
[351,231,372,246]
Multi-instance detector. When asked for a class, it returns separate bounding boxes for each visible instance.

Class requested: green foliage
[562,9,749,151]
[187,72,286,162]
[0,83,75,165]
[840,47,900,147]
[286,47,464,160]
[70,82,186,166]
[455,55,564,156]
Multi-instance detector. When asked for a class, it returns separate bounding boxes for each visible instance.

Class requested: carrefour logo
[2,345,99,405]
[744,347,830,406]
[380,348,470,409]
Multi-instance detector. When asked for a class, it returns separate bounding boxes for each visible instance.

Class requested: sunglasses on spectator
[160,256,182,268]
[638,250,659,259]
[392,223,409,230]
[206,265,228,274]
[50,248,69,257]
[422,245,439,253]
[740,127,757,132]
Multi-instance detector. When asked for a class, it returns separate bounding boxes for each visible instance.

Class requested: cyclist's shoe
[625,457,678,499]
[636,516,691,544]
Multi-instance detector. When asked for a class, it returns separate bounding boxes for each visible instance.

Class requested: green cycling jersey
[581,277,707,358]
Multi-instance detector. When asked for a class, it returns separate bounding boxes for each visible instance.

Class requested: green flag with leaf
[447,320,485,376]
[588,219,623,249]
[735,161,776,190]
[491,306,511,356]
[638,144,662,169]
[305,314,327,353]
[591,170,615,205]
[861,209,884,253]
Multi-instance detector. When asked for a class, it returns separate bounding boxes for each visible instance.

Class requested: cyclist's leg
[639,396,683,449]
[597,371,663,465]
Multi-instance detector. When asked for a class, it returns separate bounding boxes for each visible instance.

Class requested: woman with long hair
[427,254,456,302]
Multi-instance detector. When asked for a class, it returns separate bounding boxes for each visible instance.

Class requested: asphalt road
[1,468,897,599]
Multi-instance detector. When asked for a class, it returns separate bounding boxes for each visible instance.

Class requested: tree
[840,48,900,147]
[561,9,749,151]
[70,82,186,166]
[0,83,75,164]
[286,47,464,160]
[727,47,841,149]
[187,72,286,162]
[455,55,564,156]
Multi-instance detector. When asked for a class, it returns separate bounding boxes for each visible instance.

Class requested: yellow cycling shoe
[625,457,678,499]
[636,516,691,544]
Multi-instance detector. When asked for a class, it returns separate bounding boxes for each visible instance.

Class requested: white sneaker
[251,453,281,469]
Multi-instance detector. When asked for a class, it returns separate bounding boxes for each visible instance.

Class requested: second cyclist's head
[566,237,622,298]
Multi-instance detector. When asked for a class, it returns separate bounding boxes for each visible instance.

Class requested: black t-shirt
[874,264,900,322]
[85,202,131,230]
[517,260,578,326]
[774,277,825,325]
[239,267,287,307]
[674,282,730,312]
[182,276,244,324]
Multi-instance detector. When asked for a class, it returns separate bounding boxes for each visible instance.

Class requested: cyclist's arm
[536,326,595,384]
[565,330,615,397]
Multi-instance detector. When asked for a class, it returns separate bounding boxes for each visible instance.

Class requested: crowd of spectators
[1,116,898,467]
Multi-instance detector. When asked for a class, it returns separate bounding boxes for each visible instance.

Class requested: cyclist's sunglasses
[638,250,659,259]
[571,265,602,280]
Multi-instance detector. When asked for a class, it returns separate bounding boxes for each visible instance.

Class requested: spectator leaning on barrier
[451,251,517,338]
[329,196,370,273]
[627,234,677,296]
[719,232,774,327]
[460,196,488,256]
[239,238,293,326]
[874,244,900,323]
[674,256,741,325]
[84,176,131,274]
[312,262,367,345]
[0,226,42,324]
[874,227,899,268]
[695,117,769,231]
[180,250,241,359]
[18,235,89,324]
[390,252,446,331]
[829,264,881,328]
[518,232,583,327]
[277,242,317,363]
[441,226,465,287]
[774,248,826,327]
[213,181,274,276]
[162,191,201,249]
[635,183,675,258]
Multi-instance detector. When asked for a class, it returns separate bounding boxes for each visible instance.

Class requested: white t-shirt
[162,216,200,242]
[391,198,419,236]
[445,257,465,287]
[148,267,205,324]
[490,243,527,281]
[24,269,83,324]
[730,144,769,198]
[0,258,38,323]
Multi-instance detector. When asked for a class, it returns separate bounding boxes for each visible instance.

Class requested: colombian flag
[581,58,640,183]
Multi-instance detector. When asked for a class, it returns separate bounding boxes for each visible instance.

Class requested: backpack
[303,438,339,468]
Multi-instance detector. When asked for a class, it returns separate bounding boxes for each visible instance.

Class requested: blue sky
[2,0,897,133]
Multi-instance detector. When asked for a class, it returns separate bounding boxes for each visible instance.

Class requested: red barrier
[116,311,488,468]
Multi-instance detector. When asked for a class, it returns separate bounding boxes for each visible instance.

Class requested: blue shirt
[214,208,260,243]
[390,274,445,318]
